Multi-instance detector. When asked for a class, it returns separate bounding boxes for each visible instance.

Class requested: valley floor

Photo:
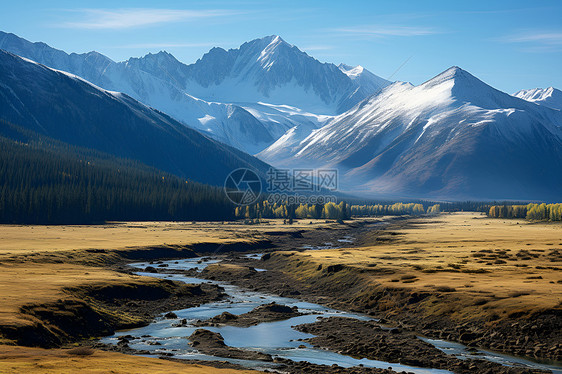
[0,214,560,373]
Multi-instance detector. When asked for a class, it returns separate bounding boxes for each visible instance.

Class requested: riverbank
[295,316,547,374]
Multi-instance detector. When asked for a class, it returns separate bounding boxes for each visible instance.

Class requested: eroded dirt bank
[0,277,225,348]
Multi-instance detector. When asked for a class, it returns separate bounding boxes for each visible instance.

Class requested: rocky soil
[295,317,550,374]
[193,302,302,327]
[187,329,273,362]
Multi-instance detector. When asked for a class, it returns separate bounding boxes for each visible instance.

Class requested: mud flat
[188,329,273,361]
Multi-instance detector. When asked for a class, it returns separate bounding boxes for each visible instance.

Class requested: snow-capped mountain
[0,50,270,186]
[0,31,113,86]
[181,36,389,114]
[4,31,559,200]
[0,32,387,153]
[513,87,562,111]
[263,66,562,200]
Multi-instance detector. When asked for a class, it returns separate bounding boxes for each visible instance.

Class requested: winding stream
[102,256,562,374]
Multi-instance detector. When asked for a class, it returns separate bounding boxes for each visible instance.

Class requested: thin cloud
[498,30,562,52]
[57,8,241,29]
[505,32,562,45]
[334,25,439,37]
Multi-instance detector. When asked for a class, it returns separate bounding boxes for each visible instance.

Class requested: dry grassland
[0,346,260,373]
[291,212,562,319]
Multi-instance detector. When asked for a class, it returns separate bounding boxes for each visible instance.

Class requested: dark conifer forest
[0,120,235,224]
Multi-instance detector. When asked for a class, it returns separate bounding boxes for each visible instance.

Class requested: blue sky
[1,0,561,93]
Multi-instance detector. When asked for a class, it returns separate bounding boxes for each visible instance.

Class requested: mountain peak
[239,35,294,57]
[132,50,180,66]
[420,66,496,101]
[150,50,176,59]
[260,35,286,44]
[424,66,475,85]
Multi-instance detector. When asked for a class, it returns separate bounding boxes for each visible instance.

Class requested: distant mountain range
[0,32,387,154]
[0,50,269,186]
[260,67,562,201]
[1,31,561,201]
[513,87,562,111]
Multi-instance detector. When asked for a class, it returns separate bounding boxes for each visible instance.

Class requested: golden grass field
[0,219,335,326]
[0,262,133,327]
[291,212,562,320]
[0,219,329,255]
[0,346,259,374]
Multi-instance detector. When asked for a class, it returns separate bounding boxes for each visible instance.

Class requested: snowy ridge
[2,30,561,200]
[513,87,562,110]
[182,35,390,114]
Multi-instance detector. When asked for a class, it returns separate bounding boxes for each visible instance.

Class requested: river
[101,256,562,374]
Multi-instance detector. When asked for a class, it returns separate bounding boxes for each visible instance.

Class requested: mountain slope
[269,67,562,200]
[0,120,235,223]
[513,87,562,111]
[0,50,270,186]
[0,31,114,86]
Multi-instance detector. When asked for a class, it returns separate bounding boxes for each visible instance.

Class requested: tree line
[235,201,350,221]
[488,203,562,221]
[7,120,554,225]
[235,201,443,221]
[350,203,441,216]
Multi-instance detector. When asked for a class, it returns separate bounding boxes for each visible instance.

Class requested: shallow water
[420,338,562,374]
[102,256,561,373]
